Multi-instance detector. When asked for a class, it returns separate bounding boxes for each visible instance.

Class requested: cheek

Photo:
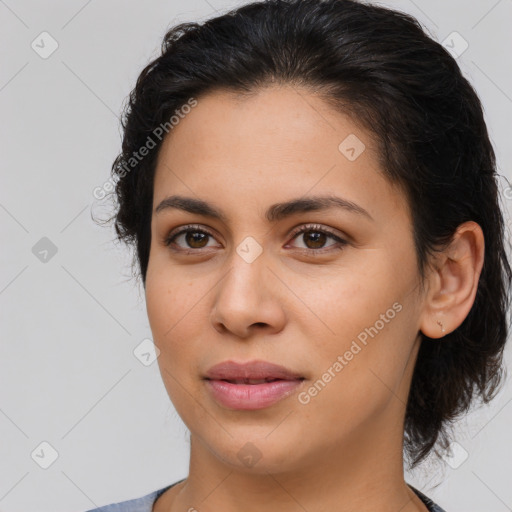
[145,270,203,414]
[289,256,403,353]
[292,262,416,415]
[294,315,413,449]
[145,276,172,336]
[145,262,199,338]
[145,262,210,379]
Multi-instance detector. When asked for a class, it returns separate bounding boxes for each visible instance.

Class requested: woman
[89,0,511,510]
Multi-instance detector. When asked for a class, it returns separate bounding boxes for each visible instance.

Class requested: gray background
[1,1,511,511]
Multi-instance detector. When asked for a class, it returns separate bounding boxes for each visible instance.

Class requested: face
[145,85,426,475]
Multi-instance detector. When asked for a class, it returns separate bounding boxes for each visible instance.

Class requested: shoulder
[83,482,178,512]
[409,484,447,512]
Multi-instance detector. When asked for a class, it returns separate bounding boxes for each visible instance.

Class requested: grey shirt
[84,480,446,512]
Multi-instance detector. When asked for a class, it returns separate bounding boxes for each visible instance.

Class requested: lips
[203,360,305,410]
[204,359,304,382]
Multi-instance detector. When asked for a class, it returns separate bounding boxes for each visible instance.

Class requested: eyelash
[163,223,348,255]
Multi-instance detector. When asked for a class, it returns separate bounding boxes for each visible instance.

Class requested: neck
[166,408,427,512]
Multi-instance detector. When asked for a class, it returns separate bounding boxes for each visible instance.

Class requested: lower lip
[205,379,304,410]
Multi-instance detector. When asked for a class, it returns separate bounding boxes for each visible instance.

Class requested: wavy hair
[99,0,512,468]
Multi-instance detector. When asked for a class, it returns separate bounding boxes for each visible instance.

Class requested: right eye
[164,225,220,253]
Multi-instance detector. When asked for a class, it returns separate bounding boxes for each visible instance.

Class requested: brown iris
[186,231,209,248]
[303,231,327,249]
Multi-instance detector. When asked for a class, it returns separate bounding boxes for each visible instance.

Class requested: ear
[419,221,485,339]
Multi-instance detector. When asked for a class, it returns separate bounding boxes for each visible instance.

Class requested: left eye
[287,225,347,251]
[164,224,347,253]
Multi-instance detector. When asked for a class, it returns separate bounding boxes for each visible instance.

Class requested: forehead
[152,85,408,224]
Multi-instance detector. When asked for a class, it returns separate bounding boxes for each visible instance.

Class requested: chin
[198,429,308,475]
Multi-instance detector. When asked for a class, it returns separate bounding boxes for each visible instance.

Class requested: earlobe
[419,221,485,339]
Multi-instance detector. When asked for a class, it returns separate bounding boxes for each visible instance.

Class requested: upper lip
[204,360,304,381]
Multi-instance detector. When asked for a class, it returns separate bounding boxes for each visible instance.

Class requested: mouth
[204,378,305,410]
[210,378,298,384]
[204,359,304,381]
[203,360,305,410]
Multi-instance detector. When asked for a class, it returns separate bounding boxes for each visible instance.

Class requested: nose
[209,249,287,339]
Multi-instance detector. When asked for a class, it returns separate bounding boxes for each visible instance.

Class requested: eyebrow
[154,194,373,222]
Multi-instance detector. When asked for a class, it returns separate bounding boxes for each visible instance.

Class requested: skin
[146,85,485,512]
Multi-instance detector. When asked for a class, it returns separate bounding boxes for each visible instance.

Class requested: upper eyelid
[288,223,343,238]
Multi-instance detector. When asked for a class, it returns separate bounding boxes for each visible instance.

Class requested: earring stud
[436,319,446,333]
